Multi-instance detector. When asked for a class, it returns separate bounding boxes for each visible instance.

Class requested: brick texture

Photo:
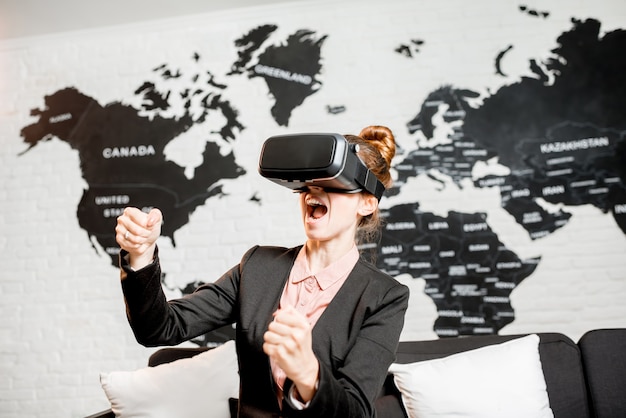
[0,0,625,416]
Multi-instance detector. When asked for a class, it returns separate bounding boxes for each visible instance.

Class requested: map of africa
[19,16,626,341]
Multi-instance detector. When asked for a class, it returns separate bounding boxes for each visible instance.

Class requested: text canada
[102,145,157,159]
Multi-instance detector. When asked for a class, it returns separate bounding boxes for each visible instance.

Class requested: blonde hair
[344,125,396,244]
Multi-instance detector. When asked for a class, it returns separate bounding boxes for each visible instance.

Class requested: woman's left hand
[263,305,319,402]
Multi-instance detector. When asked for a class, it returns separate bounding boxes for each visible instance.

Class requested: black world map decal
[18,17,626,341]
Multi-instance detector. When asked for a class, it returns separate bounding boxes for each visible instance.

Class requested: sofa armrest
[579,328,626,418]
[84,409,114,418]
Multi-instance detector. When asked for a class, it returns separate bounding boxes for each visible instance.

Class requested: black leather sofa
[86,328,626,418]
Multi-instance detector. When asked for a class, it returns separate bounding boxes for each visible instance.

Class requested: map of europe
[19,16,626,341]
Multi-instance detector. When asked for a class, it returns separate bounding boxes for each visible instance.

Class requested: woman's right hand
[116,207,163,270]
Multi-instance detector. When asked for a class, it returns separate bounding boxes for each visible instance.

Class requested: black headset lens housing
[258,133,385,200]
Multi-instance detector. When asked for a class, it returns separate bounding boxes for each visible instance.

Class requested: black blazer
[121,245,409,417]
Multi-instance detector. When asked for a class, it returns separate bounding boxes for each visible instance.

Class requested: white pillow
[388,334,554,418]
[100,340,239,418]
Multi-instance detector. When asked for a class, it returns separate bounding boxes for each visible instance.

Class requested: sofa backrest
[148,346,208,366]
[390,333,591,418]
[578,328,626,418]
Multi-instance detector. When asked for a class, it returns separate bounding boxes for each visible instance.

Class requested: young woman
[115,125,409,417]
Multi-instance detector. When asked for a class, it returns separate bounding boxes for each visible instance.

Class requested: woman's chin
[303,223,329,241]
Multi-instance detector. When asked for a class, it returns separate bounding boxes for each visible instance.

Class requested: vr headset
[258,133,386,200]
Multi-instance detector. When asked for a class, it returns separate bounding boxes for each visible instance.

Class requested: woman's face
[299,186,377,244]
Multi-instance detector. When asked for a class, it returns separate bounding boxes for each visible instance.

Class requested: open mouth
[306,197,328,220]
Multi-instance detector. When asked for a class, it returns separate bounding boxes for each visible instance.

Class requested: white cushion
[100,340,239,418]
[388,334,554,418]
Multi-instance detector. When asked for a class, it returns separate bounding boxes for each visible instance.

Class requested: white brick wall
[1,0,625,416]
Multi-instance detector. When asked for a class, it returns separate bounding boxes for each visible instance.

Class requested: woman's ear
[358,194,378,217]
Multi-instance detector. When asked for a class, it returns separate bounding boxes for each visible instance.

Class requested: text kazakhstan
[540,137,610,154]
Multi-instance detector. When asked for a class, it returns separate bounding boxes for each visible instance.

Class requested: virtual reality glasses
[258,133,386,200]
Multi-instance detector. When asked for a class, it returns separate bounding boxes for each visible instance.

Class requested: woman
[115,125,409,417]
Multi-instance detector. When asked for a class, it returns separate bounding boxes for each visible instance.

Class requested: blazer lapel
[311,261,370,360]
[239,246,300,342]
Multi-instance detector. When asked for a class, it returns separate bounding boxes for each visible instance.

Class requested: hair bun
[358,125,396,168]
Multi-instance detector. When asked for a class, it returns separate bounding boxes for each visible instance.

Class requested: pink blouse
[271,244,359,398]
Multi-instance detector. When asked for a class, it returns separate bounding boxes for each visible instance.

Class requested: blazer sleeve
[119,246,251,347]
[282,275,410,418]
